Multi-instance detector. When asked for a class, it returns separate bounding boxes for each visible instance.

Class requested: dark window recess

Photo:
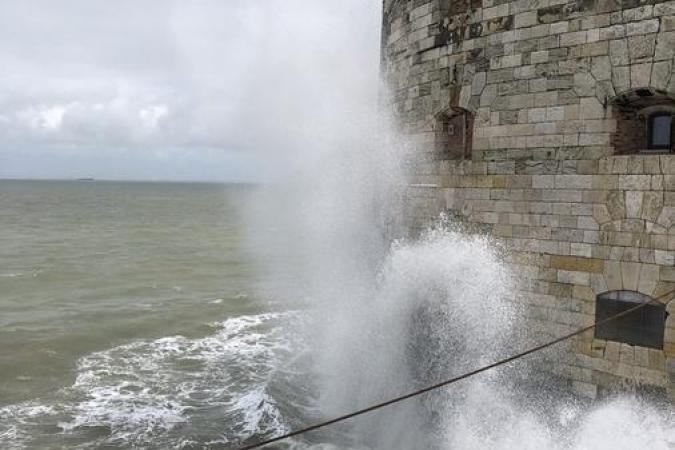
[648,114,672,150]
[609,89,675,155]
[595,291,667,349]
[434,109,474,160]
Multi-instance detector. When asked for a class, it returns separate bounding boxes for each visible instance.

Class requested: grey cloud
[0,0,381,181]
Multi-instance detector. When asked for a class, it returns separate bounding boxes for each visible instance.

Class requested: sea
[1,179,673,450]
[0,180,311,449]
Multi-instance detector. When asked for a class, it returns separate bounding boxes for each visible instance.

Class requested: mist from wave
[235,73,674,450]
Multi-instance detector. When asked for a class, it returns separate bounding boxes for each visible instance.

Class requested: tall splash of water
[243,114,674,449]
[313,225,518,449]
[243,101,520,448]
[233,6,672,446]
[247,163,675,449]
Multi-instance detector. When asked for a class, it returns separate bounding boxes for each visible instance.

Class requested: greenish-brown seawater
[0,180,308,449]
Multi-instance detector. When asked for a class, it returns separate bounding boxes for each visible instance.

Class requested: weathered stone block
[561,31,588,46]
[580,98,606,121]
[660,266,675,283]
[648,349,666,371]
[626,19,659,36]
[515,10,538,28]
[651,61,673,91]
[654,3,675,16]
[642,192,664,222]
[609,39,629,65]
[484,3,511,20]
[619,175,652,190]
[572,242,594,258]
[620,343,635,365]
[612,65,630,92]
[572,73,594,97]
[599,24,626,41]
[480,84,498,107]
[621,261,640,291]
[657,207,675,228]
[638,263,659,296]
[605,340,621,361]
[551,255,605,273]
[606,190,626,220]
[626,191,644,218]
[627,35,656,61]
[591,56,612,81]
[630,62,652,87]
[471,72,487,96]
[530,50,549,64]
[655,250,675,266]
[593,204,612,225]
[655,31,675,61]
[663,15,675,32]
[555,175,593,189]
[605,260,623,290]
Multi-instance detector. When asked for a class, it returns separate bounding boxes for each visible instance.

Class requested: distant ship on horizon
[75,177,95,181]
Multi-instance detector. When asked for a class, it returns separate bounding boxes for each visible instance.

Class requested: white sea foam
[0,272,22,278]
[0,312,305,449]
[447,381,675,449]
[59,312,296,445]
[0,404,57,450]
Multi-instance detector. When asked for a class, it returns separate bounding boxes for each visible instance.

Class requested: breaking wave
[0,312,311,449]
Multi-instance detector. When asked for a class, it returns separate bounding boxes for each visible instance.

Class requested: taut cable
[233,288,675,450]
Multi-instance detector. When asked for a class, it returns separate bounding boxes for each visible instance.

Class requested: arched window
[595,291,667,349]
[611,88,675,154]
[434,107,473,160]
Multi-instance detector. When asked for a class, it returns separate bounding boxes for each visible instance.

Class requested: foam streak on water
[0,312,309,449]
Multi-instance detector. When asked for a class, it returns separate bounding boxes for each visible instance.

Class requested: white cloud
[16,105,65,131]
[139,105,168,130]
[0,0,381,181]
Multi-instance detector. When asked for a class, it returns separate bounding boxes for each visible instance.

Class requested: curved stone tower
[381,0,675,398]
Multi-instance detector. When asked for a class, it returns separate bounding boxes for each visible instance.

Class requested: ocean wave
[0,404,57,450]
[0,311,306,449]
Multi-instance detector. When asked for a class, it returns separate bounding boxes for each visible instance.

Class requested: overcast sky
[0,1,382,182]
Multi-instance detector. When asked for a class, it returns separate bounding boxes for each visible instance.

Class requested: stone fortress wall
[381,0,675,398]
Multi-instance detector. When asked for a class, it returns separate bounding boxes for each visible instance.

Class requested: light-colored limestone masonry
[381,0,675,398]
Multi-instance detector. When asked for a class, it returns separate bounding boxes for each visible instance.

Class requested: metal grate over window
[594,291,666,349]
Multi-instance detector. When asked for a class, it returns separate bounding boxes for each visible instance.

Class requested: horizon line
[0,176,261,185]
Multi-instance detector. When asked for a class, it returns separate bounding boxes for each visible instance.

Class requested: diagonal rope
[233,288,675,450]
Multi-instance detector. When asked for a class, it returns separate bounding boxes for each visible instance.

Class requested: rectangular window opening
[648,114,672,150]
[595,292,666,349]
